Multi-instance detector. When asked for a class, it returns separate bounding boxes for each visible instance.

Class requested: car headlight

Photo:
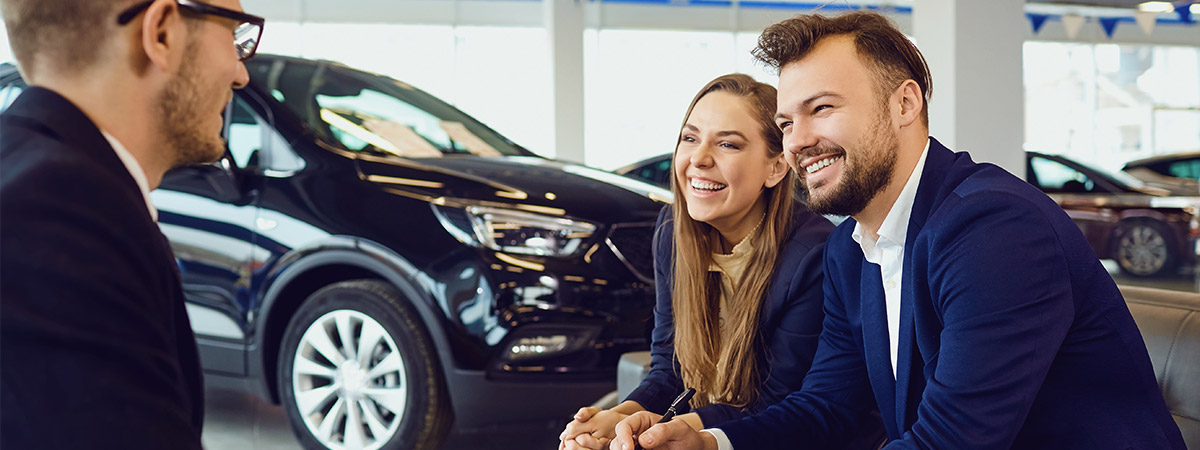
[433,204,596,257]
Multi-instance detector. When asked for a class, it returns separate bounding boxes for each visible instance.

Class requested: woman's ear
[764,155,788,189]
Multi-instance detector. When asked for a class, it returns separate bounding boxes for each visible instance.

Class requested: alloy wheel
[292,309,407,450]
[1117,223,1169,277]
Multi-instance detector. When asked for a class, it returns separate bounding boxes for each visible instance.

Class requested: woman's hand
[559,406,632,450]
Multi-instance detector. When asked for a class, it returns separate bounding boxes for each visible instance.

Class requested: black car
[618,152,1198,278]
[0,56,666,449]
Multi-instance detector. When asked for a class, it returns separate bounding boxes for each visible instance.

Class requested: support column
[914,0,1026,177]
[544,0,586,163]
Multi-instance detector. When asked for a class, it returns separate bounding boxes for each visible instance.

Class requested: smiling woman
[558,74,883,450]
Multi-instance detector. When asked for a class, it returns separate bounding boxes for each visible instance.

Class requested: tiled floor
[200,260,1197,449]
[201,386,564,449]
[201,387,301,450]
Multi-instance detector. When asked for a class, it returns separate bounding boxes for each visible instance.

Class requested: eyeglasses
[117,0,265,61]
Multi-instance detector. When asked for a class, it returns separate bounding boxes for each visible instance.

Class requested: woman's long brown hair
[671,74,797,408]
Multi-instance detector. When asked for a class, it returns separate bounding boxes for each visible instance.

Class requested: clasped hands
[560,408,716,450]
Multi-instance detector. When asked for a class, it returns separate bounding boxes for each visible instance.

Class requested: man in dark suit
[1,0,262,447]
[613,11,1185,450]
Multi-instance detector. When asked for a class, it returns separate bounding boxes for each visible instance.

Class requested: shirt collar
[852,138,931,251]
[709,213,765,272]
[101,131,157,222]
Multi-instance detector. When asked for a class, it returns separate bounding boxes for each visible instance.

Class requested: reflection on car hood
[1049,193,1200,210]
[354,154,670,224]
[1123,168,1200,197]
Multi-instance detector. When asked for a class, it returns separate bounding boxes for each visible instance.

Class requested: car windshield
[250,59,530,158]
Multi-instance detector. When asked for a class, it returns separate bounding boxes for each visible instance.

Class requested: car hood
[354,154,671,224]
[1123,168,1200,196]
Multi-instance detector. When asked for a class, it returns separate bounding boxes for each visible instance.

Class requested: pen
[635,388,695,450]
[658,388,696,423]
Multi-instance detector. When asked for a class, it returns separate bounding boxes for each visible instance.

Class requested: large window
[1025,42,1200,171]
[583,29,777,170]
[0,21,9,64]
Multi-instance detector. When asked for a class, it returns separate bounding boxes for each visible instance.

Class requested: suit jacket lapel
[894,261,918,430]
[859,259,900,437]
[893,137,954,431]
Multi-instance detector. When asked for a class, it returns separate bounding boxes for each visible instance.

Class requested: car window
[227,96,304,173]
[1030,156,1097,193]
[635,158,672,186]
[651,158,671,186]
[0,81,26,111]
[1167,160,1200,180]
[308,68,522,158]
[316,86,454,157]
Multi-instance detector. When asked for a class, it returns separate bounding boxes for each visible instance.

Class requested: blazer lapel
[892,137,953,432]
[893,263,919,431]
[859,259,900,437]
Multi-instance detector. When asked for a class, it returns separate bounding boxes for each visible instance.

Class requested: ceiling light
[1137,1,1173,13]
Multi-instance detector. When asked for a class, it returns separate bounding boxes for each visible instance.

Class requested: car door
[155,95,273,376]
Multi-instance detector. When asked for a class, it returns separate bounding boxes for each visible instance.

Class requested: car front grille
[606,223,655,284]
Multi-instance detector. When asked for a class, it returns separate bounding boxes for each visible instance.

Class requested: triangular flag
[1099,17,1120,38]
[1028,13,1050,34]
[1062,14,1086,39]
[1176,3,1193,23]
[1134,10,1157,35]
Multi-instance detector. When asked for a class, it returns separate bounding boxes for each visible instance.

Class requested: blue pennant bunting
[1099,17,1120,38]
[1177,2,1194,23]
[1028,13,1050,34]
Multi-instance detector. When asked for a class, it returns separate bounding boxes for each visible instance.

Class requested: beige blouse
[705,216,765,403]
[708,215,765,341]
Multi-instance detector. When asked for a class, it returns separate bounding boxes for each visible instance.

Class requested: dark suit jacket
[1,87,205,449]
[718,138,1185,449]
[626,203,836,427]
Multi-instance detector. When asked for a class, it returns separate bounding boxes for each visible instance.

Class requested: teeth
[690,179,727,191]
[806,156,842,174]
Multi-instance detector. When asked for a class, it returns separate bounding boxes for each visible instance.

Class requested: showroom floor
[202,386,564,449]
[201,262,1197,450]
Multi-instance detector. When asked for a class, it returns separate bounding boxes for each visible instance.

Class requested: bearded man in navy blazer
[1,0,262,447]
[614,11,1185,450]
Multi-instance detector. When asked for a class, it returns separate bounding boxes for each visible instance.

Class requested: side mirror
[164,154,255,206]
[197,158,248,204]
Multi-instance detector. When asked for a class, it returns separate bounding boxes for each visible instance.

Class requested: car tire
[278,279,451,450]
[1113,219,1176,278]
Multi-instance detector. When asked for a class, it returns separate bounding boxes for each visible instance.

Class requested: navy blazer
[1,88,205,448]
[718,138,1185,449]
[625,203,835,427]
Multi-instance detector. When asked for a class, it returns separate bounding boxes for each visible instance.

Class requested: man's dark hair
[753,11,932,125]
[1,0,131,79]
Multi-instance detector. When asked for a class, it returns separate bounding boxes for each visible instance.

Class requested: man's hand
[611,411,717,450]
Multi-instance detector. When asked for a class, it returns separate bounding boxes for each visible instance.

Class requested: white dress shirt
[101,131,157,222]
[705,140,930,450]
[850,140,928,378]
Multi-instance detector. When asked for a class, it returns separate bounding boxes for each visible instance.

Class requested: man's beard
[801,114,899,217]
[158,43,227,168]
